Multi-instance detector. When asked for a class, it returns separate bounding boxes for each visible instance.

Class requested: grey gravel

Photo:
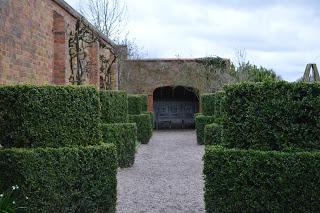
[116,130,205,213]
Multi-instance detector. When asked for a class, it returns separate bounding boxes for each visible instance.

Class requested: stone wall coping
[53,0,115,47]
[125,58,229,62]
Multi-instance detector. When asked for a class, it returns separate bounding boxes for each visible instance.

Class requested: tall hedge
[195,114,215,145]
[129,114,152,144]
[223,81,320,151]
[201,93,215,116]
[141,94,148,111]
[128,95,143,115]
[0,85,101,148]
[101,123,137,167]
[201,91,225,122]
[204,146,320,212]
[142,111,155,129]
[100,90,128,123]
[204,123,222,145]
[0,145,118,212]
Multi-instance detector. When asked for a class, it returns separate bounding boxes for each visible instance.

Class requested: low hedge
[204,146,320,212]
[195,114,215,145]
[0,85,101,148]
[204,123,222,145]
[0,145,117,212]
[101,123,137,167]
[128,95,143,115]
[129,114,152,144]
[100,90,128,123]
[223,81,320,151]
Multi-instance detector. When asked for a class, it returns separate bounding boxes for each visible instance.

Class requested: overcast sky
[65,0,320,81]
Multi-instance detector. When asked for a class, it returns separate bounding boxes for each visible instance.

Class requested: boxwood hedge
[195,114,215,145]
[201,91,225,122]
[101,123,137,167]
[128,94,148,115]
[0,144,117,213]
[204,123,222,145]
[142,111,155,129]
[141,94,148,111]
[129,114,152,144]
[223,81,320,151]
[204,146,320,212]
[0,85,101,148]
[128,95,143,115]
[100,90,128,123]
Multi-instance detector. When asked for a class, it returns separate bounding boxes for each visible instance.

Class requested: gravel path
[116,130,205,213]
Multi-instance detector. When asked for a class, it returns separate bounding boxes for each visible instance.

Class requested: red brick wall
[0,0,117,89]
[53,11,66,84]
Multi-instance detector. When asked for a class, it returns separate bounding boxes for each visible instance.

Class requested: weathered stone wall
[0,0,118,89]
[119,58,234,111]
[120,58,233,94]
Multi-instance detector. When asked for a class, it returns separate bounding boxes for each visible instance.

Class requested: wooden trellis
[302,64,320,82]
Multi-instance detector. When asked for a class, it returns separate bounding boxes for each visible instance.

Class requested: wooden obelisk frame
[303,64,320,82]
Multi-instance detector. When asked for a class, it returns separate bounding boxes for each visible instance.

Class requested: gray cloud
[66,0,320,81]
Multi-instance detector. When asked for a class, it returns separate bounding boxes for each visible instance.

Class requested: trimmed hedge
[128,94,148,115]
[143,111,155,129]
[195,114,215,145]
[223,81,320,151]
[101,123,137,167]
[201,91,225,122]
[128,95,143,115]
[100,90,128,123]
[0,145,118,212]
[204,146,320,212]
[204,123,222,145]
[129,114,152,144]
[0,85,101,148]
[201,93,215,116]
[141,94,148,111]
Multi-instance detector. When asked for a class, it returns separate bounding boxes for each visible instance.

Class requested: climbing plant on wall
[172,57,234,95]
[68,17,117,89]
[68,17,97,85]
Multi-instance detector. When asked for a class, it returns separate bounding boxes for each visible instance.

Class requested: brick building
[0,0,118,89]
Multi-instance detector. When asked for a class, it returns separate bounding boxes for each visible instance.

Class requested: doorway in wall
[153,86,199,129]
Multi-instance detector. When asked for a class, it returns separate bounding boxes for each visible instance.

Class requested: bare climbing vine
[68,17,117,89]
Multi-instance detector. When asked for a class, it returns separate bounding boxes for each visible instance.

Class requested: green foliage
[196,57,227,70]
[141,95,148,111]
[204,146,320,212]
[0,185,25,213]
[142,111,155,129]
[100,90,128,123]
[201,94,215,116]
[204,123,222,145]
[128,94,148,115]
[195,114,215,145]
[129,114,152,144]
[0,145,118,213]
[128,95,143,115]
[101,123,137,167]
[0,85,101,148]
[223,81,320,151]
[201,91,226,122]
[234,62,281,82]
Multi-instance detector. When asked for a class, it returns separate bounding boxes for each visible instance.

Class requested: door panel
[154,101,198,129]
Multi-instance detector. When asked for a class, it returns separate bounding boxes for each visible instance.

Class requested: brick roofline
[125,58,230,62]
[53,0,115,47]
